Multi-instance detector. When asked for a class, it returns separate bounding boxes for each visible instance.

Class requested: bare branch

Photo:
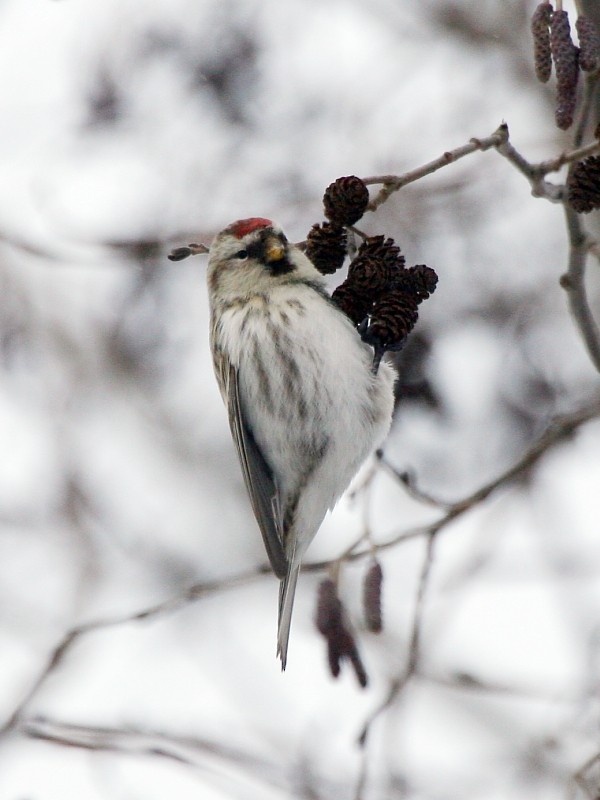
[2,400,597,752]
[357,531,436,747]
[364,124,509,211]
[560,205,600,373]
[0,567,270,737]
[23,716,283,787]
[317,396,600,567]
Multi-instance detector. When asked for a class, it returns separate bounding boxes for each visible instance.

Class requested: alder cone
[345,235,406,299]
[395,264,439,301]
[366,292,420,350]
[567,156,600,213]
[323,176,370,226]
[315,579,342,635]
[305,222,347,274]
[331,282,372,326]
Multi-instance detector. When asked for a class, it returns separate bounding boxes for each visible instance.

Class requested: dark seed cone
[362,292,420,372]
[346,235,406,298]
[567,156,600,212]
[531,2,554,82]
[363,560,383,633]
[323,176,370,226]
[392,264,439,301]
[331,282,373,326]
[316,579,343,635]
[356,234,406,273]
[346,636,368,688]
[347,256,393,299]
[305,222,347,274]
[551,10,579,130]
[576,16,600,71]
[315,579,368,687]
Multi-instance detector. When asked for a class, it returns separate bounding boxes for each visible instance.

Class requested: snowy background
[0,0,600,798]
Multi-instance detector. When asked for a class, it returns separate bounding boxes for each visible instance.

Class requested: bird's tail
[277,560,301,670]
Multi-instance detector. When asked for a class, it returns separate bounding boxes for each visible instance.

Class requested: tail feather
[277,561,301,670]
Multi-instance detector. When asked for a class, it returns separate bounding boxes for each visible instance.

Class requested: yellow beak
[265,238,286,262]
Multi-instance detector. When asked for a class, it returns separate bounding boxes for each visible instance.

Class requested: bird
[206,217,396,669]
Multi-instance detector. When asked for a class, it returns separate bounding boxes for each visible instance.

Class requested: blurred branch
[352,396,600,797]
[574,750,600,798]
[358,530,436,746]
[374,456,452,509]
[23,716,283,787]
[1,399,597,749]
[0,567,270,738]
[327,395,600,564]
[354,532,436,800]
[560,206,600,372]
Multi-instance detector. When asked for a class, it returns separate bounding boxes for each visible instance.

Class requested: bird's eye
[235,249,248,259]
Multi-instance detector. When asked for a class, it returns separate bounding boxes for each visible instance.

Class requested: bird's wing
[219,356,288,579]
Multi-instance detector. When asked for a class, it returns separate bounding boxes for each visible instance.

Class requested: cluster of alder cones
[306,175,438,373]
[316,561,383,688]
[531,4,600,215]
[304,176,437,683]
[531,2,600,130]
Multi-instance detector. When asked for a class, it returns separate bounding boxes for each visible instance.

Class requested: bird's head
[207,218,324,301]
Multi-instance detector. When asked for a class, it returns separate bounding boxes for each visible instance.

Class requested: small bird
[207,218,396,669]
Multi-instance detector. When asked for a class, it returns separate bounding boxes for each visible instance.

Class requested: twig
[358,531,436,746]
[560,203,600,373]
[364,124,509,211]
[2,400,598,747]
[352,398,600,798]
[314,396,600,567]
[364,122,600,211]
[23,716,284,789]
[0,567,270,737]
[354,532,437,799]
[573,750,600,799]
[573,72,600,148]
[375,454,452,509]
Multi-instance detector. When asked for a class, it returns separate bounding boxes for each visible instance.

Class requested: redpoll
[207,218,396,669]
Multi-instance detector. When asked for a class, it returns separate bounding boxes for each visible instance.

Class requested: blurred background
[1,0,600,798]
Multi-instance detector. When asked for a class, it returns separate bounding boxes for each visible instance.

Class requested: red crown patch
[228,217,273,238]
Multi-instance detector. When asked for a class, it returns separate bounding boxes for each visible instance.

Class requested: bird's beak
[265,238,286,262]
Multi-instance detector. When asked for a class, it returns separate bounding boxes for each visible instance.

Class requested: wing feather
[218,354,288,579]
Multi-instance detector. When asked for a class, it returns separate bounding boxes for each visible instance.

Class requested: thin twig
[364,122,600,211]
[317,396,600,566]
[560,203,600,373]
[375,454,452,509]
[2,400,598,746]
[364,124,509,211]
[573,750,600,799]
[23,716,285,789]
[573,72,600,148]
[494,137,565,201]
[0,567,270,737]
[357,531,436,747]
[354,532,437,799]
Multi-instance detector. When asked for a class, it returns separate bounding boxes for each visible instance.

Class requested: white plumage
[207,218,395,668]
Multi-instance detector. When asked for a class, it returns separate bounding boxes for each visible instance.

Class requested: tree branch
[364,124,509,211]
[560,204,600,374]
